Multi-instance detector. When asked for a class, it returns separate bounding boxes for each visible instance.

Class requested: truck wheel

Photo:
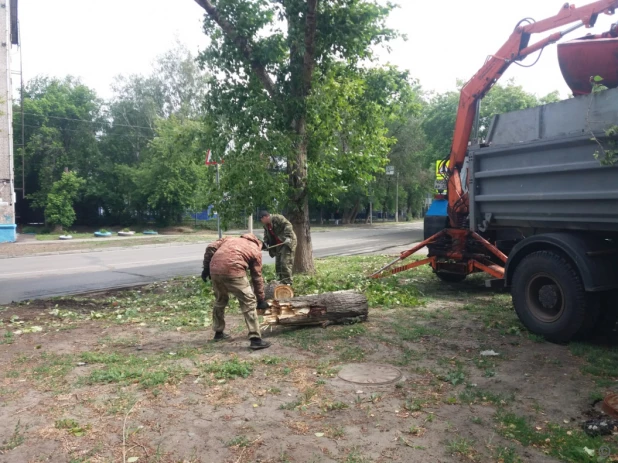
[594,290,618,336]
[436,272,467,283]
[424,215,448,241]
[512,251,587,343]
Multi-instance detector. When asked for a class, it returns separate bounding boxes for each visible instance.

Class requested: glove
[257,300,269,310]
[261,241,269,251]
[201,268,210,282]
[284,238,291,245]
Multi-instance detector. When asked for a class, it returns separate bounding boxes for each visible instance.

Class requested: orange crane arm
[446,0,618,228]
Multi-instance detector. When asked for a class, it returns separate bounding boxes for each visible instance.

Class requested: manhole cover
[337,363,402,385]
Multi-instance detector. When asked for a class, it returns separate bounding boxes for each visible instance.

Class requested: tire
[573,293,600,341]
[436,272,467,283]
[594,290,618,337]
[424,215,448,241]
[511,250,588,343]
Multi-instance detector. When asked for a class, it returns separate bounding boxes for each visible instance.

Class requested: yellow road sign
[436,160,449,179]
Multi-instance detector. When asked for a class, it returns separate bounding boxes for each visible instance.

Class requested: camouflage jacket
[262,214,296,247]
[202,234,265,301]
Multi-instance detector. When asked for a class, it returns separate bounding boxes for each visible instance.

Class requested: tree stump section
[263,281,294,300]
[259,290,368,327]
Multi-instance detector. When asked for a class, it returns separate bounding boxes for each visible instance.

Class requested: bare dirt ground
[1,256,617,463]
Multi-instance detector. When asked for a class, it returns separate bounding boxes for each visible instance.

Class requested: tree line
[14,0,559,271]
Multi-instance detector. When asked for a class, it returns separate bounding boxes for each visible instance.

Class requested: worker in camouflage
[202,233,271,350]
[259,210,297,285]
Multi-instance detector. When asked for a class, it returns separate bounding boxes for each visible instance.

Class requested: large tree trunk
[342,198,360,224]
[260,290,368,327]
[289,120,315,274]
[196,0,317,275]
[349,198,361,224]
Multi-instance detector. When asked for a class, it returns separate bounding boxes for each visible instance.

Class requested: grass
[494,446,523,463]
[496,412,616,463]
[36,232,102,241]
[80,351,190,388]
[292,256,423,308]
[344,448,372,463]
[55,419,90,436]
[446,437,477,459]
[225,435,251,448]
[459,387,515,406]
[570,342,618,386]
[0,421,26,451]
[4,254,618,461]
[323,401,349,411]
[203,357,253,379]
[404,398,424,412]
[338,346,366,362]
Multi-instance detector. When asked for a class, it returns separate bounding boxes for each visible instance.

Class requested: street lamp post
[395,172,399,223]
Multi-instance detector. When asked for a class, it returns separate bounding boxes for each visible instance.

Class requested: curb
[0,240,214,260]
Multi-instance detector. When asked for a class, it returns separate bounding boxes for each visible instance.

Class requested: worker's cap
[258,210,270,219]
[240,233,263,248]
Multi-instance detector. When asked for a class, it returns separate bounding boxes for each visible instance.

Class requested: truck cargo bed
[470,88,618,233]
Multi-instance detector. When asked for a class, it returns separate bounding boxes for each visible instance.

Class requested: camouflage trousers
[211,275,261,339]
[276,243,296,285]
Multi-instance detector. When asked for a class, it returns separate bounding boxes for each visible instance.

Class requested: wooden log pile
[258,290,368,328]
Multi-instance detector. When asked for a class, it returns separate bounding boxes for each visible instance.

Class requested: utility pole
[206,149,223,239]
[368,186,373,225]
[0,1,15,243]
[386,165,395,223]
[216,163,221,239]
[395,172,399,223]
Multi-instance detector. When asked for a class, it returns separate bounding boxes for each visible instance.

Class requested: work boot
[213,332,231,342]
[249,337,271,350]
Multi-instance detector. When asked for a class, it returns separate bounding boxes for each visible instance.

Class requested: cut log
[260,290,368,327]
[263,281,294,300]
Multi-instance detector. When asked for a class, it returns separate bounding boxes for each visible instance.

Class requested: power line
[22,112,157,132]
[22,123,155,141]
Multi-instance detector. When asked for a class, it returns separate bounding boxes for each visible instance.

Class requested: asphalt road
[0,223,424,303]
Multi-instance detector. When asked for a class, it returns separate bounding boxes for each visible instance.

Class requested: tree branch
[194,0,277,98]
[302,0,318,97]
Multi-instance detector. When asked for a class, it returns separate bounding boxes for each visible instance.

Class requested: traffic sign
[205,149,224,165]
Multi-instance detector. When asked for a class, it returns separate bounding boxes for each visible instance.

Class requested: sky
[15,0,618,100]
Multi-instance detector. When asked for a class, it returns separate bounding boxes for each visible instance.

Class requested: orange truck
[373,1,618,343]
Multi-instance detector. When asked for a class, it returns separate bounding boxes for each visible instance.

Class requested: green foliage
[44,172,85,229]
[197,0,415,269]
[570,342,618,386]
[422,79,560,162]
[18,45,210,226]
[17,77,102,211]
[323,401,349,411]
[225,435,251,448]
[292,256,422,308]
[496,412,615,463]
[446,437,476,458]
[81,351,188,388]
[591,75,609,93]
[0,421,26,451]
[55,419,89,437]
[134,117,212,226]
[204,358,253,380]
[592,125,618,167]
